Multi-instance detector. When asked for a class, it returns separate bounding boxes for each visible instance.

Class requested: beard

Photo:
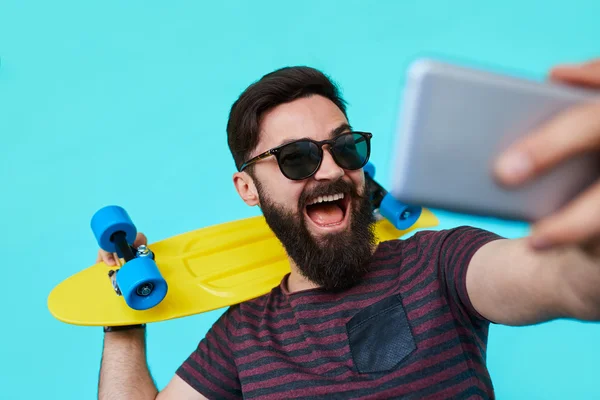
[255,177,377,292]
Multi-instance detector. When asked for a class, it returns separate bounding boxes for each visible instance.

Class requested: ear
[233,171,260,206]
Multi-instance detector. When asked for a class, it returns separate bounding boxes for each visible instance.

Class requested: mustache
[299,179,364,209]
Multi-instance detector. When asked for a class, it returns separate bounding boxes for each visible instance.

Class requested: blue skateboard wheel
[91,205,137,257]
[364,162,376,179]
[116,257,168,310]
[380,194,422,230]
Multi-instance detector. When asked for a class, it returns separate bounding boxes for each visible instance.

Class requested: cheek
[348,170,366,193]
[260,174,305,209]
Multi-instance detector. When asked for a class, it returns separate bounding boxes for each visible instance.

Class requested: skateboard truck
[367,178,411,220]
[364,162,422,230]
[107,232,156,297]
[107,270,122,296]
[89,205,168,310]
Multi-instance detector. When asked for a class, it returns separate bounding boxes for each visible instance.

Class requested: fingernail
[498,151,532,181]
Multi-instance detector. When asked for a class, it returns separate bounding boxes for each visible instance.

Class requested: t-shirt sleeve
[410,226,503,326]
[436,226,503,325]
[176,307,242,399]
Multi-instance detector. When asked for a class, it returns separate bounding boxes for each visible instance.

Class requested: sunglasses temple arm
[240,150,275,171]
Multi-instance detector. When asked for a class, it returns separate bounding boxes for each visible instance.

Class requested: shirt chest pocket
[346,294,416,374]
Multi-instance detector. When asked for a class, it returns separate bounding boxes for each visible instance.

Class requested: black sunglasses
[239,131,373,180]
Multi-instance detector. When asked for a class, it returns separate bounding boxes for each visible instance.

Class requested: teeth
[307,193,344,205]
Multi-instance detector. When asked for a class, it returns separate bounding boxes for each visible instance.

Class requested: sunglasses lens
[331,133,370,169]
[278,140,321,179]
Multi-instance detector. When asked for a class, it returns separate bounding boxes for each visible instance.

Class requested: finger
[96,233,147,266]
[549,59,600,87]
[98,250,116,266]
[529,180,600,248]
[111,252,122,266]
[133,232,148,248]
[494,101,600,185]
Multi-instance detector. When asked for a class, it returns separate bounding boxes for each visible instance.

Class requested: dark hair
[226,66,348,172]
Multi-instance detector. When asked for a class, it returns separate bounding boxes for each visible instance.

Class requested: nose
[313,148,344,181]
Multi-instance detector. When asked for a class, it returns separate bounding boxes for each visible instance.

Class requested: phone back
[389,59,600,222]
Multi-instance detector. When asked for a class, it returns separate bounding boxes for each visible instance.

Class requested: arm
[98,328,157,399]
[96,236,208,400]
[471,58,600,326]
[98,328,206,400]
[466,238,600,326]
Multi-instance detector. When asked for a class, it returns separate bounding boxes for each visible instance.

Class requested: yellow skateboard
[47,164,439,327]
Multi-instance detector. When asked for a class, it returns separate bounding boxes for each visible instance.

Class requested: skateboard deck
[48,210,438,327]
[48,162,439,327]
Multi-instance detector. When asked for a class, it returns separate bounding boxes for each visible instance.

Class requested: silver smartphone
[389,58,600,222]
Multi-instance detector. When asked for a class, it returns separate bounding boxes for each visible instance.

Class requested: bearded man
[97,62,600,400]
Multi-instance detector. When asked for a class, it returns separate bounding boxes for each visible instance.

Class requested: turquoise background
[1,0,599,398]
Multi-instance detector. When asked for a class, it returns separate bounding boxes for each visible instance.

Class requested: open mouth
[304,192,351,230]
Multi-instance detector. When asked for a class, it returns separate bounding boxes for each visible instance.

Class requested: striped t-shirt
[176,226,502,399]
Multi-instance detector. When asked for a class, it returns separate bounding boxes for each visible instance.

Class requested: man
[97,60,600,399]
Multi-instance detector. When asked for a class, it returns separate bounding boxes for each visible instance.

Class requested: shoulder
[401,226,502,250]
[372,226,502,271]
[222,284,286,327]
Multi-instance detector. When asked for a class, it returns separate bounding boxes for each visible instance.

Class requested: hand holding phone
[389,58,600,237]
[494,59,600,249]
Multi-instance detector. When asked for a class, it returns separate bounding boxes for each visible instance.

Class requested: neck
[286,263,320,293]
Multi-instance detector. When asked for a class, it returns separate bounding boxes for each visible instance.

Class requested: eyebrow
[330,123,352,138]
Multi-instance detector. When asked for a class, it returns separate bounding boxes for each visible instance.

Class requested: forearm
[98,328,158,400]
[558,246,600,321]
[467,238,600,326]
